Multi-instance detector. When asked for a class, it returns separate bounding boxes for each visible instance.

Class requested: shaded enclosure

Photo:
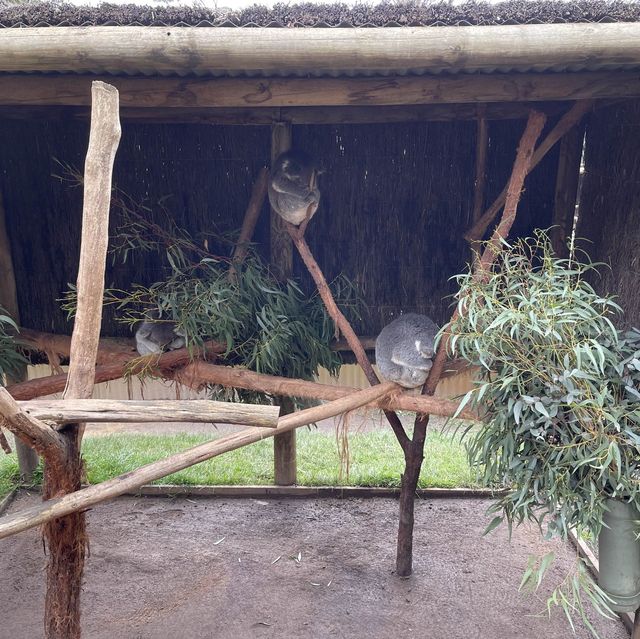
[0,118,559,335]
[578,99,640,327]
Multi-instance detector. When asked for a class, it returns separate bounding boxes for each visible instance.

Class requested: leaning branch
[0,382,396,540]
[286,224,411,451]
[0,387,67,463]
[464,100,592,244]
[229,167,269,282]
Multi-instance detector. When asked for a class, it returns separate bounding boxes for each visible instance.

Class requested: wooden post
[269,122,297,486]
[395,111,548,578]
[0,192,39,480]
[42,80,121,639]
[472,109,489,224]
[551,124,585,258]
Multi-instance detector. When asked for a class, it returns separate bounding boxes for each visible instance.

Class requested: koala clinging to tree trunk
[268,150,321,226]
[375,313,438,389]
[134,310,186,356]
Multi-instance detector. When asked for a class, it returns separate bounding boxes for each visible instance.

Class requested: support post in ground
[269,122,297,486]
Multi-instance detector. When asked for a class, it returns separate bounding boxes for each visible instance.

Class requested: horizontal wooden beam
[0,72,639,110]
[0,382,395,539]
[0,102,573,124]
[1,24,640,76]
[20,399,280,428]
[176,361,478,421]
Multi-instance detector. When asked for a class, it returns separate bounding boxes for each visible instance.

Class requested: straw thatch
[577,99,640,328]
[1,0,640,28]
[0,116,558,336]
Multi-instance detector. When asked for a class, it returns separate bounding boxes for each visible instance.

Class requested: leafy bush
[448,231,640,628]
[0,309,26,382]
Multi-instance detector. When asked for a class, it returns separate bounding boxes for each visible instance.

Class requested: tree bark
[395,110,547,577]
[43,81,121,639]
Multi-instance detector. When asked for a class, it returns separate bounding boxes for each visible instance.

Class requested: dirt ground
[0,494,628,639]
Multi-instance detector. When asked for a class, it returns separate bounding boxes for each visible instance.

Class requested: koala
[268,150,321,226]
[375,313,438,389]
[135,311,186,356]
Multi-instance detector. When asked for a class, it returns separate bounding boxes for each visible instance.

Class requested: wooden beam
[21,399,279,428]
[0,102,574,125]
[175,361,478,421]
[0,192,39,479]
[269,122,296,486]
[7,341,224,401]
[1,72,639,109]
[1,25,640,76]
[472,110,489,224]
[0,382,396,540]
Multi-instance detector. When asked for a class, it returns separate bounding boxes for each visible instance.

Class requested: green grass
[0,428,479,496]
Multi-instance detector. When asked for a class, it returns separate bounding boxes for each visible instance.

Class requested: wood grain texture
[176,361,478,421]
[21,399,279,428]
[0,72,639,108]
[0,382,396,540]
[1,25,640,75]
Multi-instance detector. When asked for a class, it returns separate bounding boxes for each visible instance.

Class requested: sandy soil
[0,494,628,639]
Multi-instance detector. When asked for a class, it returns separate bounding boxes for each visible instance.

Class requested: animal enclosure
[1,2,640,638]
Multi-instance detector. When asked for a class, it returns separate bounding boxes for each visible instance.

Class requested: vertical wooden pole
[472,109,489,224]
[551,124,585,258]
[43,80,121,639]
[270,123,297,486]
[0,192,39,480]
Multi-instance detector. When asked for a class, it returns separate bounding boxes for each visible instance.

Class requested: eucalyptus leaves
[0,309,25,382]
[448,231,640,629]
[62,195,362,390]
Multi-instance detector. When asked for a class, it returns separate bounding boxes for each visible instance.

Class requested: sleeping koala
[375,313,438,389]
[134,311,186,356]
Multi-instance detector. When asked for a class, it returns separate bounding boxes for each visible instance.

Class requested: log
[229,166,269,282]
[1,25,640,76]
[0,101,575,125]
[19,327,137,368]
[21,399,280,428]
[465,100,593,244]
[0,191,39,478]
[0,72,639,109]
[472,110,489,224]
[0,387,67,464]
[287,226,411,451]
[395,110,548,579]
[6,341,224,401]
[269,122,297,486]
[64,81,121,402]
[43,81,121,639]
[176,361,478,421]
[0,382,396,540]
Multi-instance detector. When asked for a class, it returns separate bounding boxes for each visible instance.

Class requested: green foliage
[60,184,363,394]
[448,231,640,632]
[0,309,27,383]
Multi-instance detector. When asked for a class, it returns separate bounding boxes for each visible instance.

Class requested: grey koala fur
[268,150,321,226]
[135,311,186,356]
[375,313,438,389]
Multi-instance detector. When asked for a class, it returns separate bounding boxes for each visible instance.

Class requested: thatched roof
[1,0,640,28]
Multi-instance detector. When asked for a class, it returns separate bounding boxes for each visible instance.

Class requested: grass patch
[0,428,479,493]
